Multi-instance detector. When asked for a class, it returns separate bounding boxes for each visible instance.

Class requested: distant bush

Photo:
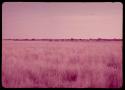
[96,38,102,41]
[70,38,74,41]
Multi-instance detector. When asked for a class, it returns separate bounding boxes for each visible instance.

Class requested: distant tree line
[3,38,122,41]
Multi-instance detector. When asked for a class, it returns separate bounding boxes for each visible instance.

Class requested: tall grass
[2,40,122,88]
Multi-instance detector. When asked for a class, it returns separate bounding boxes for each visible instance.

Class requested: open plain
[2,40,122,88]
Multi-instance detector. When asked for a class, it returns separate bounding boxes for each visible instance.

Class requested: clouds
[2,2,122,39]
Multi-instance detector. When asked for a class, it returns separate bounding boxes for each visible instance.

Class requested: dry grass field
[2,40,122,88]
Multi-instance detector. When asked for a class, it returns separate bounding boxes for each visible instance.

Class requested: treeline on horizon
[3,38,122,41]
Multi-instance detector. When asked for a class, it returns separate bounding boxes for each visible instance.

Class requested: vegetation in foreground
[2,40,122,88]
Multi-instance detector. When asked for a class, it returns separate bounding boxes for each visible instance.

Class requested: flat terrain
[2,40,122,88]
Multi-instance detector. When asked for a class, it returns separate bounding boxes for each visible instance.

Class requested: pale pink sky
[2,2,123,39]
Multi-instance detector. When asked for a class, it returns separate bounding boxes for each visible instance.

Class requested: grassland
[2,40,122,88]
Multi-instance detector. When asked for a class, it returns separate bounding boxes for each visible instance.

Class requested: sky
[2,2,123,39]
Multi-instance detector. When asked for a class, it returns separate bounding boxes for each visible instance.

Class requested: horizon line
[2,38,122,40]
[2,38,122,41]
